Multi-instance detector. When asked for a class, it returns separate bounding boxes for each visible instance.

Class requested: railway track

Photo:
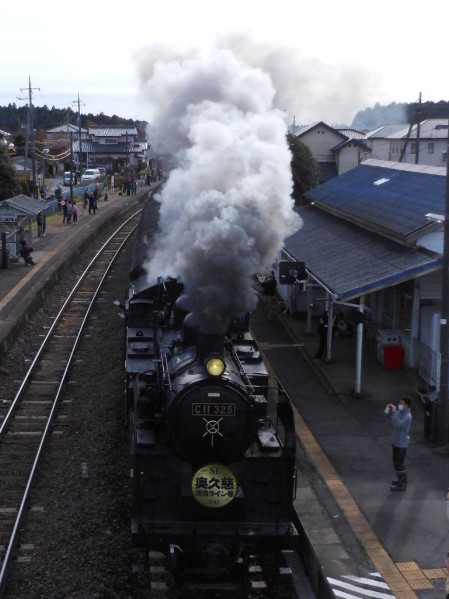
[145,548,304,598]
[0,210,141,596]
[0,199,319,599]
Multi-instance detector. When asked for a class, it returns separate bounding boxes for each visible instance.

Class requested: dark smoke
[136,42,302,330]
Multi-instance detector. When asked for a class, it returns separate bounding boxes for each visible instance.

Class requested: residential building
[294,121,371,182]
[46,123,88,145]
[366,119,449,168]
[72,125,148,173]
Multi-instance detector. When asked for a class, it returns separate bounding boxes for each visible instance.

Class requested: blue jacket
[387,408,412,448]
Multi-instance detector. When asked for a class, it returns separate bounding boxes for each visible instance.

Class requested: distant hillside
[352,100,449,130]
[0,104,139,134]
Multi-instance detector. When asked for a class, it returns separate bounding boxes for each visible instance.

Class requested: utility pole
[399,92,422,164]
[415,92,422,165]
[69,132,74,203]
[436,121,449,445]
[72,93,85,171]
[19,76,40,198]
[125,130,129,173]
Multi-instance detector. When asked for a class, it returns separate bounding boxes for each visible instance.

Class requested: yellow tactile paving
[406,579,434,590]
[423,568,446,578]
[397,561,421,572]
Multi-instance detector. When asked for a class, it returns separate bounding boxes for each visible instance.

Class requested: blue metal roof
[305,159,446,241]
[284,205,441,301]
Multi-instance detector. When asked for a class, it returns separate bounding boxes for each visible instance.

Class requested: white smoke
[136,42,302,329]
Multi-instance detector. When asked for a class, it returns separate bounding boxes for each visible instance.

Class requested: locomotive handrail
[228,343,259,392]
[161,349,173,390]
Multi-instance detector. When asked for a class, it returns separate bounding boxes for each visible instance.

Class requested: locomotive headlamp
[205,355,226,377]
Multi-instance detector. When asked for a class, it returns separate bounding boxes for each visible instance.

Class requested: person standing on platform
[314,310,336,359]
[88,193,97,215]
[36,211,47,237]
[385,396,412,491]
[41,211,47,236]
[62,200,68,224]
[260,271,277,322]
[36,212,43,238]
[71,201,78,224]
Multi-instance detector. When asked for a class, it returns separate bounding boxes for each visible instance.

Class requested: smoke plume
[136,41,302,330]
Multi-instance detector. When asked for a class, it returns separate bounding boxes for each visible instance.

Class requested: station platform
[249,297,449,598]
[1,187,448,598]
[0,185,152,359]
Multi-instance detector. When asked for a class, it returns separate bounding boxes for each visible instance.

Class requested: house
[71,125,149,173]
[294,121,371,182]
[46,123,88,144]
[278,159,446,391]
[366,119,449,168]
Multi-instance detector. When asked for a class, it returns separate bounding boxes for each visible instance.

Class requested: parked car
[96,167,106,178]
[81,168,101,183]
[63,171,75,186]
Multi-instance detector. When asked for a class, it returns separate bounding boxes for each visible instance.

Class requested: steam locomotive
[122,200,299,578]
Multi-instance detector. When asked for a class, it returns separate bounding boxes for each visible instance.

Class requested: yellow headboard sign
[192,463,238,508]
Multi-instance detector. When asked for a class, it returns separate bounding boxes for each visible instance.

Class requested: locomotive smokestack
[197,315,227,362]
[197,331,225,363]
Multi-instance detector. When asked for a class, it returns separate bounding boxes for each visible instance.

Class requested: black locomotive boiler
[122,203,299,578]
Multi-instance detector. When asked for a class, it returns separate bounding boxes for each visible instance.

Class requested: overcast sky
[2,0,448,127]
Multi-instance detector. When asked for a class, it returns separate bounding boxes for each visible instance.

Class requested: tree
[0,142,21,201]
[287,133,320,206]
[13,130,26,156]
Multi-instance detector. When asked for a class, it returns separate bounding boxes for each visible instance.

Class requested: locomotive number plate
[192,403,236,416]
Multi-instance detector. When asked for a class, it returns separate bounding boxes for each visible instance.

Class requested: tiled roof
[295,121,347,140]
[336,128,367,140]
[47,124,86,134]
[88,126,138,136]
[2,194,47,215]
[305,159,446,242]
[388,119,449,140]
[284,206,440,301]
[365,124,407,139]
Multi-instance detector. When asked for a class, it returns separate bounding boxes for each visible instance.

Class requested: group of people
[61,200,78,224]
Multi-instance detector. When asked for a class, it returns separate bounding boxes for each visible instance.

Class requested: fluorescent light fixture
[426,212,445,222]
